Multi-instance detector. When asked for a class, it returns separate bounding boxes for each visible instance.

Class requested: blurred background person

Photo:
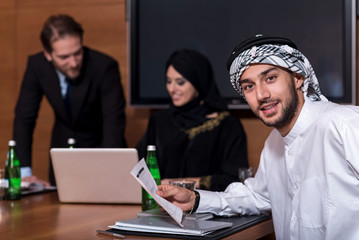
[13,14,127,186]
[137,49,248,191]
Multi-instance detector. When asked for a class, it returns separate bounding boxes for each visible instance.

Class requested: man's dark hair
[40,14,84,53]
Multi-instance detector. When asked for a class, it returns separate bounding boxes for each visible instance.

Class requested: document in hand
[130,159,184,226]
[109,216,233,236]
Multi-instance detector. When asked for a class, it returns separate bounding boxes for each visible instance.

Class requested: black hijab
[165,49,227,128]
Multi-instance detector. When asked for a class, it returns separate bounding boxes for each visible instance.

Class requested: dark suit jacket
[13,47,127,185]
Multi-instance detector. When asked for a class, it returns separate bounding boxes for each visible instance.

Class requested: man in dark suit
[13,14,127,186]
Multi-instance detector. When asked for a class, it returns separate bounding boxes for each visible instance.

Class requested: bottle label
[1,179,9,188]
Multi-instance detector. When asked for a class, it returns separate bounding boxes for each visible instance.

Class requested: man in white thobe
[157,35,359,240]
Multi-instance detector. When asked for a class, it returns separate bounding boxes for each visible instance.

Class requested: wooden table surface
[0,191,274,240]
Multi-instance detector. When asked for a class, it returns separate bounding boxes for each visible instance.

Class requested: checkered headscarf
[229,44,328,102]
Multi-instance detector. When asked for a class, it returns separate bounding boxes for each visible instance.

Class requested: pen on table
[96,230,126,239]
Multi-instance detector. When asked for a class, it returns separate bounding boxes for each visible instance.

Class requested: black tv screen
[127,0,356,108]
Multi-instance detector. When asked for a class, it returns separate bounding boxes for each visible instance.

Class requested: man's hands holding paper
[157,184,196,213]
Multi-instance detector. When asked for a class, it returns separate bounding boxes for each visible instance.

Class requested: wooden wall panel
[15,0,121,8]
[0,7,16,164]
[241,119,272,170]
[0,0,14,8]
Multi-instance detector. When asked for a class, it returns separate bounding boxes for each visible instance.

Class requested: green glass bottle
[67,138,76,149]
[5,140,21,200]
[142,145,161,211]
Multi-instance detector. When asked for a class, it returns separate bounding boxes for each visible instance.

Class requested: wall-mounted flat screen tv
[127,0,356,108]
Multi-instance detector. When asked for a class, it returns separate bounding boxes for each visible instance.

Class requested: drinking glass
[169,179,196,190]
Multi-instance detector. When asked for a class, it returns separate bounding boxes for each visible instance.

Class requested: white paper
[130,158,184,227]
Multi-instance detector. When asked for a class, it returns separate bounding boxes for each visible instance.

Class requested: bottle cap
[147,145,156,151]
[67,138,76,145]
[8,140,16,146]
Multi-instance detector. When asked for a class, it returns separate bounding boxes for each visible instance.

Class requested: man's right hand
[22,176,51,187]
[157,184,196,212]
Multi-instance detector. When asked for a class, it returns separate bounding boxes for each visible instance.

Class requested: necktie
[64,78,73,115]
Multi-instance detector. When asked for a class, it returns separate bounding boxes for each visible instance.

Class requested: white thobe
[197,98,359,240]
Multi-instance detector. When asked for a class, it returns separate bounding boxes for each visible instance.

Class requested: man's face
[239,64,304,134]
[44,35,83,79]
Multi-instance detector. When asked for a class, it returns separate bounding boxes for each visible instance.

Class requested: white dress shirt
[56,70,69,98]
[197,97,359,240]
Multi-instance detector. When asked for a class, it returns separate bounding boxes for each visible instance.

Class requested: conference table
[0,191,274,239]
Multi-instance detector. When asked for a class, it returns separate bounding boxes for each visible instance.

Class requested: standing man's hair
[40,14,84,53]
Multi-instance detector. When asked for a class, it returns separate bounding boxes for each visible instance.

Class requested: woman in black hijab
[137,49,248,191]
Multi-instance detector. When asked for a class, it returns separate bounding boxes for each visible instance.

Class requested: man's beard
[52,61,82,80]
[259,79,299,129]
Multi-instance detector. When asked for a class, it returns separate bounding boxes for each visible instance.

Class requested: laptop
[50,148,141,204]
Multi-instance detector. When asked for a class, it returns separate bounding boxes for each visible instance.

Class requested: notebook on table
[107,214,271,240]
[50,148,141,204]
[109,216,233,236]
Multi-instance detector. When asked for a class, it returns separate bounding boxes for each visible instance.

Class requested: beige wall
[0,0,357,181]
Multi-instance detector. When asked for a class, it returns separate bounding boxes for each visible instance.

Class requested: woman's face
[166,65,199,107]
